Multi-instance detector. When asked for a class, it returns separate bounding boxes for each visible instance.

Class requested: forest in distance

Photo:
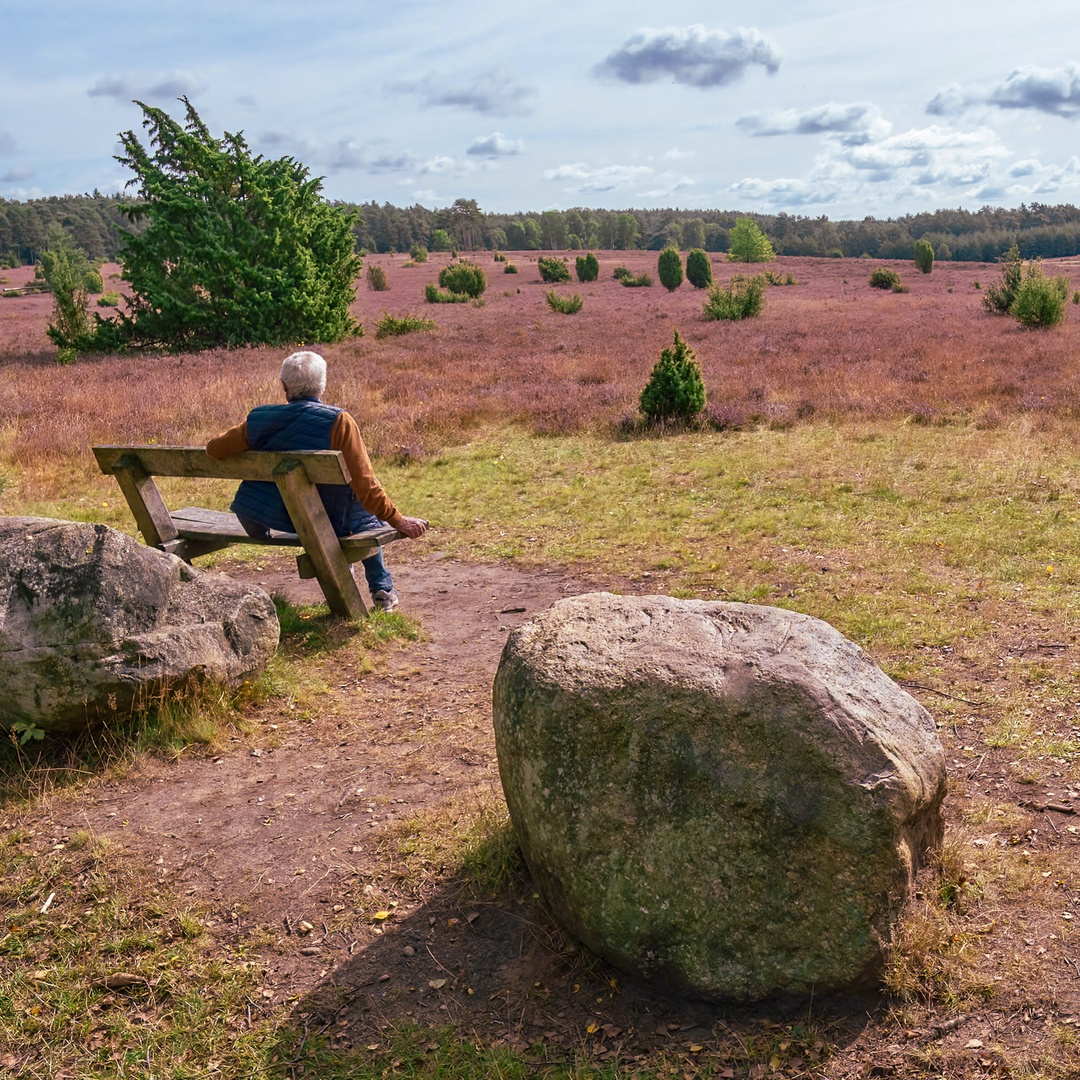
[7,191,1080,267]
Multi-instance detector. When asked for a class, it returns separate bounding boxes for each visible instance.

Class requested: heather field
[3,249,1080,474]
[5,251,1080,1079]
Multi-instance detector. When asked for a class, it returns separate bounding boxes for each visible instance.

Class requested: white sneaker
[372,589,400,613]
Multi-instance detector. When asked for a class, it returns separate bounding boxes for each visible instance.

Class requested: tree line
[7,191,1080,267]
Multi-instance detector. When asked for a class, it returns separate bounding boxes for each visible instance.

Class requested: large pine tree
[99,98,362,352]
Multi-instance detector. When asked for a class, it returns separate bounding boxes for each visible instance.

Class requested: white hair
[280,351,327,399]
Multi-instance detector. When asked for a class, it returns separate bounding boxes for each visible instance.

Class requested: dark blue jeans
[237,510,394,596]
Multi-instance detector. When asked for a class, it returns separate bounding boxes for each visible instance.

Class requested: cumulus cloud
[1,166,33,183]
[593,24,780,88]
[925,83,974,117]
[663,147,696,161]
[334,143,417,172]
[1008,159,1041,177]
[467,132,524,158]
[727,121,1013,210]
[736,102,889,145]
[392,68,536,116]
[838,125,1004,183]
[543,162,654,192]
[543,161,692,199]
[256,132,426,174]
[729,176,842,207]
[928,62,1080,118]
[88,69,206,101]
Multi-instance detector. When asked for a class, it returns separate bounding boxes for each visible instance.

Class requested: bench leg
[273,460,368,619]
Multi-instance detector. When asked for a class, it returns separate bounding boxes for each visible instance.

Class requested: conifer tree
[640,328,706,425]
[95,98,362,351]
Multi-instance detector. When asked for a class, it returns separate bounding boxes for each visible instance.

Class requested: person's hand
[396,516,428,539]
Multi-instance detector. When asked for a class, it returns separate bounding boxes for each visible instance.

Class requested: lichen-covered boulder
[0,517,279,732]
[492,593,946,1002]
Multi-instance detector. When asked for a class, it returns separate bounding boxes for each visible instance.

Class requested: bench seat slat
[171,507,401,552]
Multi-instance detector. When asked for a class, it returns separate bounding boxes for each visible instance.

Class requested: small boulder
[493,593,946,1002]
[0,517,279,732]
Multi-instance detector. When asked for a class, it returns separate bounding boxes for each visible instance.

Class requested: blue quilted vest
[230,398,363,535]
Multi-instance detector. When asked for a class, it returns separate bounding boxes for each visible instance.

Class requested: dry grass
[3,252,1079,494]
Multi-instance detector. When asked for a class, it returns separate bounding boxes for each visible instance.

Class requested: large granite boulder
[493,593,946,1002]
[0,517,279,732]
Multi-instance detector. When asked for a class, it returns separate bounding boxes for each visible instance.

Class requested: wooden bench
[92,444,409,619]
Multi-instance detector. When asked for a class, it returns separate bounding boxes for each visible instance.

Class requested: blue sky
[4,0,1080,218]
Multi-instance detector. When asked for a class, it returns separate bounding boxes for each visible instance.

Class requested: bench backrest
[92,445,352,485]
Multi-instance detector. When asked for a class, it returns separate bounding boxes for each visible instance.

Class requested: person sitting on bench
[206,350,427,612]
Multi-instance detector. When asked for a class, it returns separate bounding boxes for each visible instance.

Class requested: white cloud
[543,162,654,192]
[87,69,206,102]
[736,102,890,145]
[663,147,696,161]
[467,132,524,158]
[728,122,1012,210]
[1,166,33,183]
[0,132,15,155]
[593,25,780,89]
[392,68,536,116]
[1008,159,1041,177]
[730,176,843,207]
[928,62,1080,118]
[418,155,466,175]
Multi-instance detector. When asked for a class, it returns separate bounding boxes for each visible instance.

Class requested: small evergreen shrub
[620,272,653,288]
[545,290,583,314]
[366,265,389,291]
[914,238,934,274]
[612,266,632,281]
[84,268,103,294]
[438,260,486,298]
[869,267,903,290]
[409,244,429,263]
[685,248,712,289]
[702,275,765,321]
[983,244,1022,314]
[657,247,684,291]
[1073,290,1080,304]
[424,283,470,304]
[97,291,121,307]
[538,256,571,284]
[504,263,518,274]
[575,252,599,282]
[639,328,706,426]
[375,312,436,338]
[1010,262,1069,328]
[493,252,506,262]
[891,282,909,294]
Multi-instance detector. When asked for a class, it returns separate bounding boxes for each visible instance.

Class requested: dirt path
[25,552,1078,1072]
[42,554,779,1059]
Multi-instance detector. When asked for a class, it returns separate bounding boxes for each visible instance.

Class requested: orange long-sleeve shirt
[206,410,404,529]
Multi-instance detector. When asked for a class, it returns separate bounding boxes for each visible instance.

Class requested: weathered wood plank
[296,544,378,579]
[273,458,367,619]
[110,454,179,548]
[170,507,401,552]
[170,507,299,546]
[92,445,351,485]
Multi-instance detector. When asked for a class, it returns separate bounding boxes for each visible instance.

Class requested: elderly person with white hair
[206,350,427,612]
